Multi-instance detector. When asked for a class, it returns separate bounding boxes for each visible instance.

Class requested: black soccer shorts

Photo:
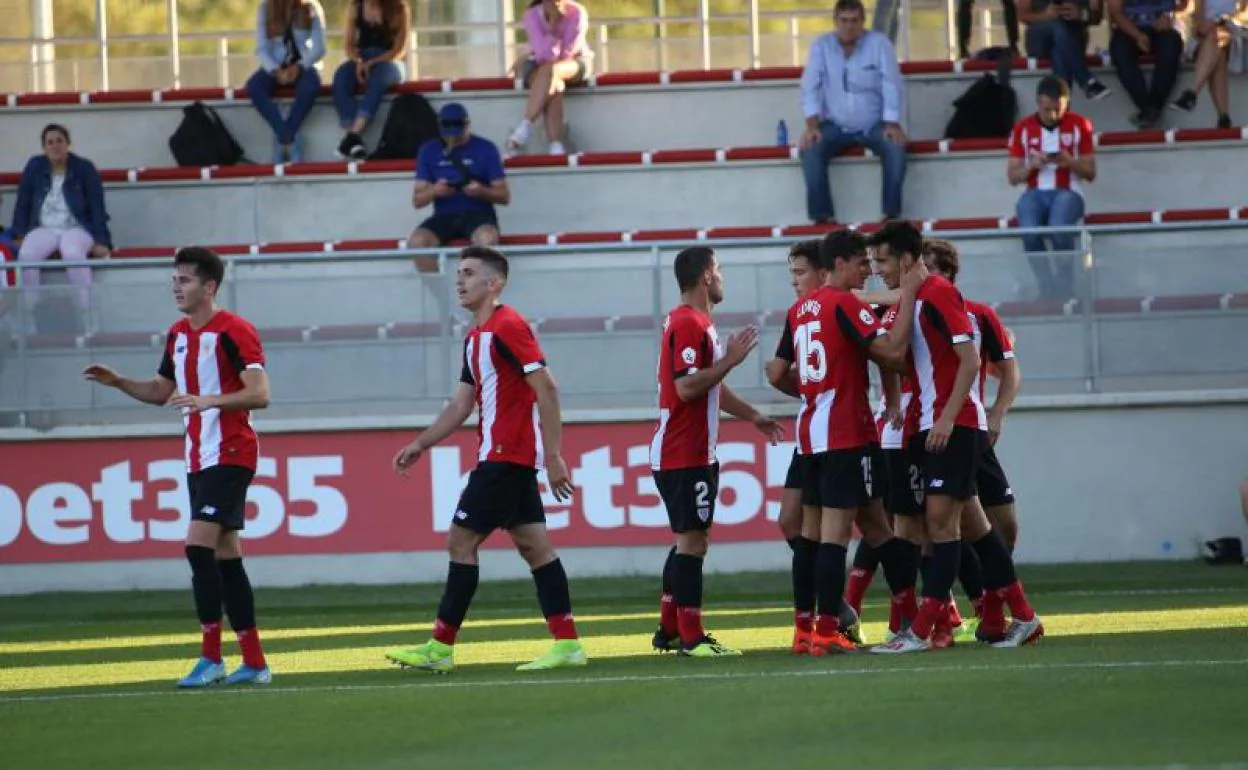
[453,461,546,534]
[800,448,874,510]
[884,447,923,516]
[784,448,802,490]
[653,463,719,533]
[187,465,255,531]
[977,444,1016,507]
[909,426,987,502]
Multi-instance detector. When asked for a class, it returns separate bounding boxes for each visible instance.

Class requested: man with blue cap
[409,102,511,269]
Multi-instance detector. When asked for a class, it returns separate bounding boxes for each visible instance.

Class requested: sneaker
[651,626,680,653]
[224,664,272,685]
[791,627,812,655]
[991,616,1044,648]
[1217,113,1233,129]
[336,132,366,160]
[517,639,588,671]
[385,639,455,673]
[548,141,567,155]
[505,121,532,157]
[1084,80,1111,101]
[809,630,859,656]
[870,628,929,654]
[678,634,743,657]
[176,656,226,688]
[1171,89,1198,113]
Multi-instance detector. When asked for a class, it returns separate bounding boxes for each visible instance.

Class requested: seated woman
[1171,0,1248,127]
[9,124,112,333]
[332,0,410,160]
[506,0,594,156]
[246,0,327,163]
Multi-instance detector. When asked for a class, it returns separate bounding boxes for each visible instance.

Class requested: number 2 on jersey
[794,321,827,385]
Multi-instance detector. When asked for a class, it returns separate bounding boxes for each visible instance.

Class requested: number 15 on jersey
[795,321,827,385]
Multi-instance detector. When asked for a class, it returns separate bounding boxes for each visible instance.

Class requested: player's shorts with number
[653,463,720,533]
[800,448,874,509]
[976,444,1015,507]
[188,465,255,531]
[909,427,987,502]
[884,447,924,516]
[453,461,546,534]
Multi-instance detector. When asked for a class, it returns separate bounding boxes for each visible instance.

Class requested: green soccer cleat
[385,640,455,674]
[651,625,681,653]
[516,639,588,671]
[678,634,743,658]
[954,617,981,644]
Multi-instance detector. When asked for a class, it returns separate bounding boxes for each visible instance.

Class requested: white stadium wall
[0,391,1245,595]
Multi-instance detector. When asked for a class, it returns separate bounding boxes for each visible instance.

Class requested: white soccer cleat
[991,616,1045,648]
[870,628,929,654]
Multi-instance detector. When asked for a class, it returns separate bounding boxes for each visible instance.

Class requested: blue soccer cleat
[177,657,226,689]
[224,664,273,686]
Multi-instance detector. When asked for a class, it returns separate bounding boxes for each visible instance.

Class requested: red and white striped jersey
[459,304,547,469]
[873,304,915,449]
[650,304,722,471]
[907,277,988,432]
[0,240,16,289]
[966,299,1015,400]
[158,310,265,473]
[778,286,883,454]
[1008,111,1095,192]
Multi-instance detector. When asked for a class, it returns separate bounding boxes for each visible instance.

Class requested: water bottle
[776,119,789,147]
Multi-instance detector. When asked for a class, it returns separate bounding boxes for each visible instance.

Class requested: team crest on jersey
[859,308,874,325]
[681,347,698,365]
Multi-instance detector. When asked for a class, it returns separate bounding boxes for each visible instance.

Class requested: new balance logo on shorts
[454,509,468,521]
[930,479,944,489]
[199,505,216,517]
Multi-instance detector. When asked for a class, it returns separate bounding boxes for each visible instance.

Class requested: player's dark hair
[459,245,510,280]
[788,239,821,266]
[834,0,866,18]
[674,246,716,292]
[41,123,70,144]
[173,247,225,289]
[867,220,924,263]
[924,239,960,283]
[819,230,868,269]
[1036,75,1070,102]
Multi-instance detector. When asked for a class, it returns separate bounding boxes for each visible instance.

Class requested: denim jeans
[1109,27,1183,115]
[1016,187,1084,299]
[800,120,907,221]
[246,66,322,145]
[1025,20,1092,89]
[331,47,404,127]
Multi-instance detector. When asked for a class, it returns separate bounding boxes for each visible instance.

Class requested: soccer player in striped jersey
[387,246,587,673]
[84,246,273,687]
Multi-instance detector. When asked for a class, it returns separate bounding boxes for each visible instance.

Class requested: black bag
[169,101,248,167]
[369,93,441,161]
[943,53,1018,140]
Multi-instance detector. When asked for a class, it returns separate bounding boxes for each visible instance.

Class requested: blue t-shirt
[415,135,506,217]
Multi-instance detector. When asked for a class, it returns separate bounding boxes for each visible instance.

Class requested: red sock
[845,567,875,616]
[947,597,964,628]
[814,612,840,638]
[888,596,901,633]
[794,610,814,633]
[999,581,1036,622]
[660,593,679,636]
[891,587,918,632]
[910,597,946,640]
[236,627,266,669]
[546,612,579,641]
[980,591,1006,636]
[971,596,985,620]
[432,618,458,646]
[201,621,222,662]
[677,606,704,646]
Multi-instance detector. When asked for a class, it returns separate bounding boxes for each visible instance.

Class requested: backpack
[943,52,1018,140]
[369,93,440,161]
[169,101,248,167]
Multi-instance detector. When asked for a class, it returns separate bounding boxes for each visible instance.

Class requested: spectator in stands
[1007,76,1095,300]
[332,0,410,160]
[1020,0,1114,100]
[247,0,327,163]
[506,0,593,156]
[1109,0,1184,127]
[8,124,112,331]
[799,0,907,224]
[1171,0,1247,127]
[958,0,1022,59]
[408,103,510,271]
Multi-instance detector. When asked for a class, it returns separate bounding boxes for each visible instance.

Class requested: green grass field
[2,561,1246,770]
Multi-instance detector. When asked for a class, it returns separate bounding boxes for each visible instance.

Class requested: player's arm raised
[676,325,758,402]
[525,367,573,500]
[720,384,785,444]
[83,364,176,406]
[393,382,476,476]
[881,369,904,429]
[866,260,928,371]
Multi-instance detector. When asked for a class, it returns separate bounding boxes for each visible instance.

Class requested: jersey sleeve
[668,314,711,379]
[415,142,436,183]
[979,307,1014,363]
[220,319,266,374]
[773,316,795,362]
[834,298,886,348]
[926,284,975,345]
[1007,121,1026,159]
[460,338,475,385]
[1077,115,1095,156]
[481,141,506,182]
[493,315,547,375]
[157,330,175,381]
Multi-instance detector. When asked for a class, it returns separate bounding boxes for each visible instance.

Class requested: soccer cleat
[992,616,1045,648]
[224,664,272,686]
[930,623,955,650]
[809,630,859,656]
[841,619,867,646]
[790,627,812,655]
[517,639,588,671]
[652,626,681,653]
[838,602,866,645]
[386,640,455,673]
[954,617,981,644]
[678,634,743,657]
[177,657,226,688]
[870,628,930,654]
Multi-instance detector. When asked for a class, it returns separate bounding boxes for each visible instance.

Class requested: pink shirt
[524,1,590,63]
